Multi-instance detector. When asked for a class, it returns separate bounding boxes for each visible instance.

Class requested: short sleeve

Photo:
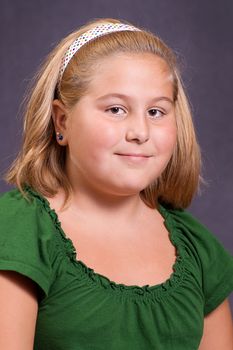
[0,189,56,297]
[201,233,233,315]
[171,208,233,316]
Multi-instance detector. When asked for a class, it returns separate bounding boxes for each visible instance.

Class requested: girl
[0,17,232,350]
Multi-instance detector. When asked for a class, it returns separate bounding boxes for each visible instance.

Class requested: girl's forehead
[80,53,174,103]
[90,52,171,80]
[89,53,172,86]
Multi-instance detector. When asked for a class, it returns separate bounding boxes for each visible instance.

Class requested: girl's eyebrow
[95,93,174,104]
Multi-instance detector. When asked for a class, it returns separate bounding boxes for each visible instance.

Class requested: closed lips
[115,153,151,157]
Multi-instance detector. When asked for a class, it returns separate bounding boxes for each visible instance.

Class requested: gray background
[1,0,233,309]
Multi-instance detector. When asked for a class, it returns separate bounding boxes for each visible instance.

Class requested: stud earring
[56,132,64,141]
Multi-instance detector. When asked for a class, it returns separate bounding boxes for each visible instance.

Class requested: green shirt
[0,188,232,350]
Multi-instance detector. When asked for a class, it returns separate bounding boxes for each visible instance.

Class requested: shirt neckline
[25,186,187,300]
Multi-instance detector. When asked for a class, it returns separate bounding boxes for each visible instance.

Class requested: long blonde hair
[6,17,202,209]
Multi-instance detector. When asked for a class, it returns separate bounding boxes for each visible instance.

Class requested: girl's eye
[106,107,125,116]
[148,109,165,119]
[105,107,165,119]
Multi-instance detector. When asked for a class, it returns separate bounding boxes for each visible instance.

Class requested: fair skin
[0,52,232,349]
[0,271,38,349]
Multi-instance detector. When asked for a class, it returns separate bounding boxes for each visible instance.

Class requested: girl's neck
[52,184,158,225]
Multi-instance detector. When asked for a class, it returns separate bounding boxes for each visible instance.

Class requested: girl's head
[6,17,202,209]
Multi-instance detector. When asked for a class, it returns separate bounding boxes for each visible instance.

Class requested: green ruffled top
[0,187,232,350]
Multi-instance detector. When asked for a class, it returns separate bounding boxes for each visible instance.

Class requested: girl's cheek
[92,124,122,148]
[152,126,177,150]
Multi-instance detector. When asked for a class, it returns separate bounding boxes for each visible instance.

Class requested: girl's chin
[106,183,152,197]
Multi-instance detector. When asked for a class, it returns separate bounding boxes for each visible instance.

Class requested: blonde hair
[5,17,202,209]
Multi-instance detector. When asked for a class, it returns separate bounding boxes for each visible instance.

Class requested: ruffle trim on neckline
[25,186,189,301]
[25,186,77,262]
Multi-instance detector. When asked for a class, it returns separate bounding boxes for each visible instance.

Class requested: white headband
[58,22,141,83]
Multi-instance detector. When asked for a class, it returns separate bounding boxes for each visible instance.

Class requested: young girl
[0,17,232,350]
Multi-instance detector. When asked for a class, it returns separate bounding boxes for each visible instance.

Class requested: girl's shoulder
[0,187,27,204]
[160,202,229,253]
[0,186,39,212]
[162,203,233,268]
[161,203,233,315]
[0,187,51,231]
[0,187,61,297]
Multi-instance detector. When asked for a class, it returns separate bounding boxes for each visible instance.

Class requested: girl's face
[55,53,177,197]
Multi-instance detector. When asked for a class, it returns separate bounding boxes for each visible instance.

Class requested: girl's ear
[52,99,68,145]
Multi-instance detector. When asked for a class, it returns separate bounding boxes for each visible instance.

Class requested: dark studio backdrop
[0,0,233,309]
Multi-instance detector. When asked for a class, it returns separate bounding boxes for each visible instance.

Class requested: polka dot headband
[58,22,141,83]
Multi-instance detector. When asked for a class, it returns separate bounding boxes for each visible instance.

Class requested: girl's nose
[125,114,149,144]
